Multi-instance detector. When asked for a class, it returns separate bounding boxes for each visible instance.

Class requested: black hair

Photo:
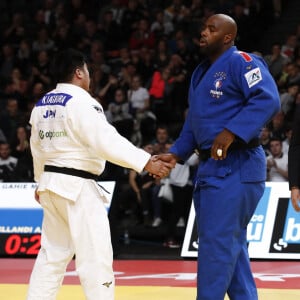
[51,48,87,83]
[270,136,282,143]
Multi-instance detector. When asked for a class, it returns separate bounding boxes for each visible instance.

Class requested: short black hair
[51,48,87,83]
[270,136,282,143]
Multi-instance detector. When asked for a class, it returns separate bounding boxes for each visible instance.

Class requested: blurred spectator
[77,19,101,54]
[214,0,234,14]
[89,43,111,73]
[65,0,97,22]
[150,9,174,39]
[42,0,58,31]
[127,74,151,121]
[148,65,174,122]
[99,0,125,25]
[27,9,48,39]
[128,74,155,145]
[164,153,199,248]
[134,46,155,84]
[150,124,173,227]
[231,1,257,52]
[2,12,26,47]
[268,111,287,141]
[0,142,18,182]
[277,62,300,92]
[267,136,288,181]
[13,154,33,182]
[121,0,146,40]
[167,54,188,117]
[282,122,292,155]
[10,67,29,104]
[164,0,190,27]
[10,125,30,159]
[272,0,282,18]
[0,44,16,81]
[187,0,204,33]
[89,66,108,98]
[110,46,132,76]
[53,21,74,51]
[32,27,55,53]
[97,73,119,110]
[126,143,156,225]
[151,123,173,153]
[129,17,156,50]
[98,9,123,56]
[0,98,22,143]
[119,61,137,90]
[153,38,172,69]
[105,87,134,140]
[281,33,298,59]
[16,39,33,77]
[264,42,290,80]
[259,126,271,157]
[174,35,197,74]
[31,82,46,104]
[0,129,7,143]
[29,50,52,89]
[280,83,299,115]
[72,13,88,43]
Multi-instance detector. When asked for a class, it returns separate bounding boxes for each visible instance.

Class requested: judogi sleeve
[225,53,280,142]
[67,96,150,173]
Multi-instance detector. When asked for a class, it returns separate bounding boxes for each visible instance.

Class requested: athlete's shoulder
[228,50,270,88]
[230,49,267,67]
[231,50,255,63]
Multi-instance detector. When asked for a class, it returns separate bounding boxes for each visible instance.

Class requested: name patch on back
[36,93,73,107]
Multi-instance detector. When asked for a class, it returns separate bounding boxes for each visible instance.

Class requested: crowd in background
[0,0,298,247]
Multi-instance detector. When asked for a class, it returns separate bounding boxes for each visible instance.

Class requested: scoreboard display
[0,182,114,257]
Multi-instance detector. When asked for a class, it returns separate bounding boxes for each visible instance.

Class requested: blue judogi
[170,46,280,299]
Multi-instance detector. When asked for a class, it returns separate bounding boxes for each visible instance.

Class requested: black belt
[44,165,100,180]
[196,138,260,161]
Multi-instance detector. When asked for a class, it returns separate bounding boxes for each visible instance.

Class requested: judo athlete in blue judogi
[156,14,280,299]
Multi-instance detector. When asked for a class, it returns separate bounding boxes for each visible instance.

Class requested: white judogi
[27,83,150,300]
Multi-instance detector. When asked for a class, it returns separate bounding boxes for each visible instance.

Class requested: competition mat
[1,259,300,299]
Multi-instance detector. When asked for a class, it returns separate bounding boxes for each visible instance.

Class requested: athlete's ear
[75,68,83,79]
[224,33,233,45]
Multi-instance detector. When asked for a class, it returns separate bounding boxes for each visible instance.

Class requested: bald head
[199,14,237,62]
[210,14,237,42]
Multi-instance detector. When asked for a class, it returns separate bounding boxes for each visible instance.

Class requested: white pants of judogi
[26,181,115,300]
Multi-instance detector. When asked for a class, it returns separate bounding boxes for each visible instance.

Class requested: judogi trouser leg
[193,162,264,300]
[27,181,114,300]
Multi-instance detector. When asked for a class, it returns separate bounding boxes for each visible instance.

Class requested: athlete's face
[199,16,229,59]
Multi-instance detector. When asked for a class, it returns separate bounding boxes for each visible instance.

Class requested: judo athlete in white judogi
[26,49,174,300]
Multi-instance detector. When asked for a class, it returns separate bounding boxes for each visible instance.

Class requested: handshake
[144,153,178,178]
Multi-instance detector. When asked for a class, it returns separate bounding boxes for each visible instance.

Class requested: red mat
[1,259,300,289]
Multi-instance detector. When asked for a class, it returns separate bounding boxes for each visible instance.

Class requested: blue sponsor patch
[36,93,72,107]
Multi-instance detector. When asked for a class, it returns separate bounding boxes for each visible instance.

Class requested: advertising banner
[181,182,300,259]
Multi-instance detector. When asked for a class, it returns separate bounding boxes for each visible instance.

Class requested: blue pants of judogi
[193,159,264,300]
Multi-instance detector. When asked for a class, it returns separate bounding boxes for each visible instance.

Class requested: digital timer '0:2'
[3,234,41,256]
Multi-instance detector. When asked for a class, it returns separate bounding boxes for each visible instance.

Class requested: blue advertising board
[181,182,300,259]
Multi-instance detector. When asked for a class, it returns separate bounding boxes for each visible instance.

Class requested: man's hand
[144,154,177,178]
[291,188,300,212]
[211,128,235,160]
[154,153,178,166]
